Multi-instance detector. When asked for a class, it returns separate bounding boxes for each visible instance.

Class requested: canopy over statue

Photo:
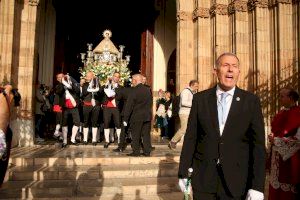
[79,30,131,85]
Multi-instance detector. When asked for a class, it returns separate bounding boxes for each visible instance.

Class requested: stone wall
[178,0,300,125]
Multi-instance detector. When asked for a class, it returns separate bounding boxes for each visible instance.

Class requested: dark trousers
[131,121,151,155]
[62,108,80,127]
[103,107,120,128]
[83,105,100,127]
[55,112,62,125]
[193,164,244,200]
[118,116,129,149]
[35,114,45,138]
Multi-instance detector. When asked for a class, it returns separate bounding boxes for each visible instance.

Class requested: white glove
[178,178,191,194]
[62,79,72,89]
[245,189,264,200]
[0,130,7,159]
[104,88,116,98]
[123,121,127,127]
[91,98,96,107]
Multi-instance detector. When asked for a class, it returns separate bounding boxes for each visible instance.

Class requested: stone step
[0,177,182,199]
[0,192,186,200]
[9,145,181,167]
[8,163,179,181]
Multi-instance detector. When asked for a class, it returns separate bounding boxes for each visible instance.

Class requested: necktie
[218,92,228,127]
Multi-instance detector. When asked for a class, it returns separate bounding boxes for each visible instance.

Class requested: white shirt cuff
[247,189,264,200]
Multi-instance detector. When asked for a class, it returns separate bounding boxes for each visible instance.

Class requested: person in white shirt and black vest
[57,74,81,148]
[81,72,102,145]
[178,52,266,200]
[102,72,123,148]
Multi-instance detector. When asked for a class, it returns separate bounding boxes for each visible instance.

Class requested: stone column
[10,0,41,147]
[248,0,272,126]
[193,0,214,91]
[0,0,15,83]
[176,0,195,94]
[228,1,250,90]
[38,0,56,87]
[210,0,230,59]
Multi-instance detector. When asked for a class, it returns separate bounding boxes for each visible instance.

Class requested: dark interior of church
[53,0,158,81]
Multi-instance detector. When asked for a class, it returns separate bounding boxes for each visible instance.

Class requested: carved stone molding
[228,1,248,14]
[177,11,193,22]
[210,4,228,17]
[28,0,40,6]
[247,0,269,11]
[193,7,210,20]
[276,0,292,3]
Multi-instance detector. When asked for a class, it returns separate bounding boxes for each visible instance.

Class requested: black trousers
[193,164,244,200]
[62,107,80,127]
[130,121,151,155]
[118,116,130,148]
[83,105,100,127]
[55,112,62,125]
[103,107,120,129]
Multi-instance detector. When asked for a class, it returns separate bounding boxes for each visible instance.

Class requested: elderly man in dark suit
[178,52,266,200]
[123,74,153,157]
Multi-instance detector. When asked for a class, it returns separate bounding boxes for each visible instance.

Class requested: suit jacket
[123,83,153,123]
[178,86,266,196]
[115,87,133,117]
[56,77,80,108]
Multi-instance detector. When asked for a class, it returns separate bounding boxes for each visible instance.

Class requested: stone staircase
[0,144,184,200]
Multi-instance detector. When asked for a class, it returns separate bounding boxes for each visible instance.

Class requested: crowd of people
[1,52,299,199]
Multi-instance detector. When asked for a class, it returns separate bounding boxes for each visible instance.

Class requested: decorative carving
[193,7,210,20]
[247,0,269,11]
[228,1,248,14]
[210,4,228,17]
[28,0,39,6]
[276,0,292,3]
[177,11,193,21]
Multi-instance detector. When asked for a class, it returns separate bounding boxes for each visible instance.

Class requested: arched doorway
[39,0,158,84]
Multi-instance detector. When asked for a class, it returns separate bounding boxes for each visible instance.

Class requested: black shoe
[142,153,151,157]
[62,143,68,148]
[92,142,97,146]
[113,147,123,152]
[151,146,155,151]
[83,141,88,145]
[127,152,140,157]
[71,141,79,146]
[104,142,109,148]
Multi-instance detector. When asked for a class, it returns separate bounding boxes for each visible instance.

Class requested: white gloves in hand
[246,189,264,200]
[0,130,7,159]
[123,121,128,127]
[104,88,116,98]
[178,178,191,194]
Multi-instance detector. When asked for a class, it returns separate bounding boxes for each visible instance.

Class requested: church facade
[0,0,299,146]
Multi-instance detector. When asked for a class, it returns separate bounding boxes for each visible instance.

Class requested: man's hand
[123,121,127,127]
[246,189,264,200]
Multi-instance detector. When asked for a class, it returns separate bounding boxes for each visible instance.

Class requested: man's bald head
[85,71,95,82]
[132,74,143,86]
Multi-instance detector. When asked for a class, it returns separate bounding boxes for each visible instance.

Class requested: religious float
[79,30,131,85]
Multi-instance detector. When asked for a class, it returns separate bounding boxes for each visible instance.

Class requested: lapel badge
[236,97,240,101]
